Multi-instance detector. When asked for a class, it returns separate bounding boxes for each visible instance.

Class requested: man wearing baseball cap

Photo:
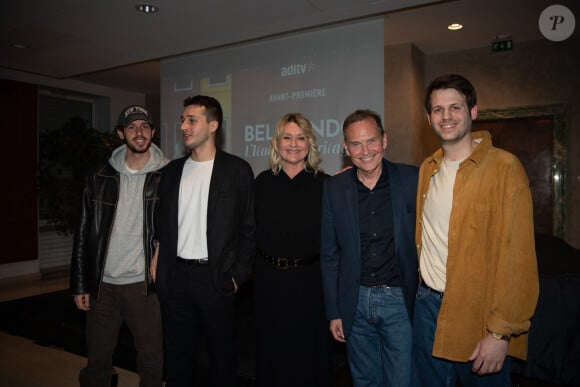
[70,105,169,387]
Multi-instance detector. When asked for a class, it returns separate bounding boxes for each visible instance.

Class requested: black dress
[254,169,332,387]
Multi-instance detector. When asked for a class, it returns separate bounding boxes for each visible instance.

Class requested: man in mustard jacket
[413,73,539,387]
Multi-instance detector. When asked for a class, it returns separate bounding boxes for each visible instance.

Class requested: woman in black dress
[254,112,332,387]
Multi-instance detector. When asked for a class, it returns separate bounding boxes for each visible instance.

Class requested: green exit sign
[492,39,513,52]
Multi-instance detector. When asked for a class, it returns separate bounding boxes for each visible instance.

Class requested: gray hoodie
[103,143,168,285]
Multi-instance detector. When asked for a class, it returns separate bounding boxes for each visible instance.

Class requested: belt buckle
[276,257,290,270]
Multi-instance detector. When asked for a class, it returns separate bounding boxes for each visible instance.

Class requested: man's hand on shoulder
[334,165,353,175]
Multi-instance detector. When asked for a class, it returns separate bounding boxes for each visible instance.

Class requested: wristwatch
[490,332,511,341]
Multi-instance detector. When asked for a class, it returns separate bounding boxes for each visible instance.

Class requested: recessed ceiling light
[136,4,158,13]
[448,23,463,31]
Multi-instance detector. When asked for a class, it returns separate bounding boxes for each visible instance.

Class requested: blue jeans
[346,286,412,387]
[412,284,512,387]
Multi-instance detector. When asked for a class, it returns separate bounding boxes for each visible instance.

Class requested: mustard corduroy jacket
[416,131,539,361]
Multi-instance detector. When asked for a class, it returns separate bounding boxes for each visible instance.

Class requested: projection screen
[160,17,384,175]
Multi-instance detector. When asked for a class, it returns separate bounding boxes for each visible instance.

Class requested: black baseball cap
[117,105,154,128]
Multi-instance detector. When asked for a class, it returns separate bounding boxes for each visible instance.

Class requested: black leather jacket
[69,162,161,299]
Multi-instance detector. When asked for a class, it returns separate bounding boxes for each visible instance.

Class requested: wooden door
[0,79,38,264]
[473,115,554,235]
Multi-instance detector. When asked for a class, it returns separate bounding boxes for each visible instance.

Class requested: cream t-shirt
[419,157,462,292]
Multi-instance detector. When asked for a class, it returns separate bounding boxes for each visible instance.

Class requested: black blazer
[155,149,255,298]
[320,159,419,338]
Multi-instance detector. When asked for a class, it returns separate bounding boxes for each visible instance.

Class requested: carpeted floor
[0,281,351,387]
[0,289,138,372]
[0,285,257,385]
[3,267,576,387]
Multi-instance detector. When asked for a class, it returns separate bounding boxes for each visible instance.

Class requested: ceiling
[1,0,577,94]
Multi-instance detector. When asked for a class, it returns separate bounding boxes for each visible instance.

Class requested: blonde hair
[269,113,323,175]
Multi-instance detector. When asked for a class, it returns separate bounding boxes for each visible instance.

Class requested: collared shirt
[356,161,401,287]
[416,131,538,361]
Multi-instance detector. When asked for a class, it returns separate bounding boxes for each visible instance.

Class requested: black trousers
[80,282,163,387]
[160,261,236,387]
[254,257,332,387]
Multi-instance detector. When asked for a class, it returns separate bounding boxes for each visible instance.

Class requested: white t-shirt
[177,158,214,260]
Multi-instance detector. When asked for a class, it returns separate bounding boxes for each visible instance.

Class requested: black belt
[176,257,209,266]
[362,284,391,288]
[257,249,319,270]
[421,283,444,298]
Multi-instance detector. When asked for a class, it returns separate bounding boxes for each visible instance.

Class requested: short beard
[126,140,152,154]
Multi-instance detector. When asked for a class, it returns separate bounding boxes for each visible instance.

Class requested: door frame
[477,104,567,238]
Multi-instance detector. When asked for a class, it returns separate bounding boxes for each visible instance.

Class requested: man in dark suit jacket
[152,95,255,387]
[320,109,418,387]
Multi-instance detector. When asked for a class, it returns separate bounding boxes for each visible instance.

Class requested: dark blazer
[155,149,255,298]
[320,159,418,338]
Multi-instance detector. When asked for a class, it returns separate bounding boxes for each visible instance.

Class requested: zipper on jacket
[142,172,152,297]
[96,172,120,302]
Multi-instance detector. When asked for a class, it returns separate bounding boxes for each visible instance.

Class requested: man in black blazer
[152,95,255,387]
[320,109,418,387]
